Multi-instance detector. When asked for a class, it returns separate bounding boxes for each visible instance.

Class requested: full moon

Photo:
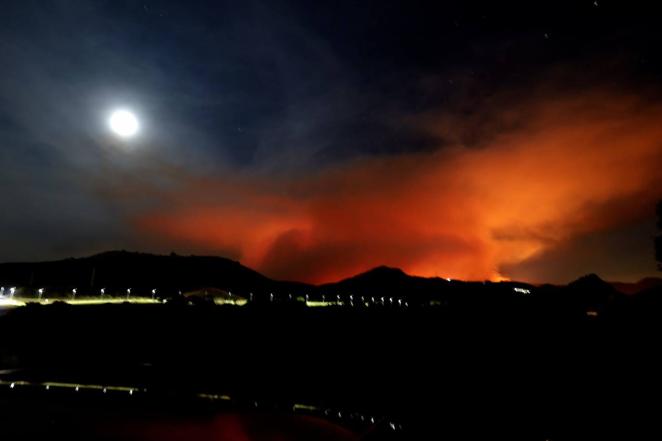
[109,110,139,138]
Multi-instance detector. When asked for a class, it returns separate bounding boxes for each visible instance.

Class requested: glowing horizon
[134,90,662,284]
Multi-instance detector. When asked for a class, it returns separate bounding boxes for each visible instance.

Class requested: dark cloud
[503,218,660,284]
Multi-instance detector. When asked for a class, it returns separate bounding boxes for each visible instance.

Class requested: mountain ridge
[0,250,659,297]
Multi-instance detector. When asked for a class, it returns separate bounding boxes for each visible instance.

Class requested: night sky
[1,0,661,283]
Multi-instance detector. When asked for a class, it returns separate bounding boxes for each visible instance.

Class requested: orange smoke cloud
[135,90,662,283]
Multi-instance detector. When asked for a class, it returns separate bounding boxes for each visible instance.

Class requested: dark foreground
[1,301,661,440]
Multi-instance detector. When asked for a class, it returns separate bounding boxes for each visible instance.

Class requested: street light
[126,288,131,299]
[72,288,77,298]
[151,289,157,299]
[100,288,105,296]
[38,288,44,299]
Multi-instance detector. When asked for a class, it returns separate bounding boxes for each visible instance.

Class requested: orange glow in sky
[135,91,662,283]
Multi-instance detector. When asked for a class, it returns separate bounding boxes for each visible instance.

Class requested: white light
[109,109,139,138]
[514,287,531,294]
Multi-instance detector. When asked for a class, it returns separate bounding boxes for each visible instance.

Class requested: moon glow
[109,110,139,138]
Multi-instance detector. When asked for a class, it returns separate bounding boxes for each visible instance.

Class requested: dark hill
[567,273,622,303]
[611,277,662,295]
[0,251,307,297]
[0,251,644,315]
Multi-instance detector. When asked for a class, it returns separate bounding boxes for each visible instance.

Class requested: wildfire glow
[135,90,662,283]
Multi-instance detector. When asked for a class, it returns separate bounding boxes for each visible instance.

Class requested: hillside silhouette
[1,250,659,311]
[0,251,307,298]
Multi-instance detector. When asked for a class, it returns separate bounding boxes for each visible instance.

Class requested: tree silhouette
[657,200,662,271]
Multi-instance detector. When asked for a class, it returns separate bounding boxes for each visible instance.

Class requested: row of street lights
[3,285,412,308]
[1,286,159,300]
[256,291,410,308]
